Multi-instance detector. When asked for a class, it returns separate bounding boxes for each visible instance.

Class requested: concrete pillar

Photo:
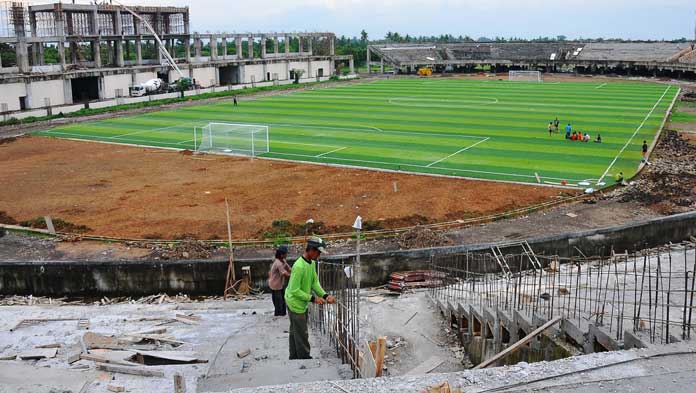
[114,10,122,35]
[154,39,162,64]
[183,11,190,34]
[329,36,335,55]
[93,40,102,68]
[285,36,290,55]
[210,34,217,60]
[63,78,73,105]
[285,60,289,79]
[307,59,312,79]
[349,58,354,74]
[298,36,303,54]
[91,8,99,35]
[366,47,371,74]
[235,36,242,59]
[273,36,279,55]
[135,38,142,65]
[261,35,266,58]
[115,40,124,67]
[16,39,30,72]
[262,62,268,80]
[247,35,253,59]
[184,38,191,62]
[307,37,313,56]
[221,35,227,58]
[380,56,384,73]
[194,33,201,58]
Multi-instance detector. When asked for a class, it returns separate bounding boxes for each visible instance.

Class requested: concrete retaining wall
[1,211,694,297]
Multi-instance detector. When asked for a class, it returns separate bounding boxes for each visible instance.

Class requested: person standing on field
[268,245,291,317]
[233,95,238,106]
[642,140,649,163]
[285,237,336,359]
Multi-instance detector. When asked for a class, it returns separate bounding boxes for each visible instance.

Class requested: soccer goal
[509,70,542,82]
[194,122,269,157]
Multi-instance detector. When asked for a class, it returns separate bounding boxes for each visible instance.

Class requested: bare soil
[0,136,566,240]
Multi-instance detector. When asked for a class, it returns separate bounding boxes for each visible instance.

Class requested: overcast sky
[135,0,696,40]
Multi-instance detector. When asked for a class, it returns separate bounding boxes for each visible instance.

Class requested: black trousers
[271,288,287,316]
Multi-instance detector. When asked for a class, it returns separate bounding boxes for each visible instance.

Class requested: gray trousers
[288,310,311,359]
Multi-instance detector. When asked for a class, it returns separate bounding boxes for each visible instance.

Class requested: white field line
[111,122,202,139]
[273,140,343,149]
[266,150,597,183]
[426,138,490,167]
[266,122,485,140]
[315,146,347,158]
[596,85,672,185]
[595,83,608,89]
[40,130,191,148]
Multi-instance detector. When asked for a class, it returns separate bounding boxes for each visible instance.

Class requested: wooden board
[375,336,387,377]
[473,316,562,369]
[405,355,445,375]
[359,340,377,378]
[134,350,207,364]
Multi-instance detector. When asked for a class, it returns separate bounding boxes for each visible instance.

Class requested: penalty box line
[426,137,490,168]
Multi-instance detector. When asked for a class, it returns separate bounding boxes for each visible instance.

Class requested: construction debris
[398,226,453,249]
[425,381,462,393]
[237,348,251,358]
[608,130,696,213]
[18,348,58,360]
[387,270,441,292]
[96,363,165,378]
[145,236,217,260]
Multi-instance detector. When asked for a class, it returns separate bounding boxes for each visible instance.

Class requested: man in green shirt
[285,236,336,359]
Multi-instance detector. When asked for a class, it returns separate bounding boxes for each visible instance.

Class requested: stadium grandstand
[367,41,696,78]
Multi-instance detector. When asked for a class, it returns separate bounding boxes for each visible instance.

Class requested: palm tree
[360,29,368,43]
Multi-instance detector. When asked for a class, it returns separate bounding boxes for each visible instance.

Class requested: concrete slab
[0,362,96,393]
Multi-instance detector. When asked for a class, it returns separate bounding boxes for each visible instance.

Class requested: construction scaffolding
[0,1,28,37]
[430,240,696,347]
[309,259,361,378]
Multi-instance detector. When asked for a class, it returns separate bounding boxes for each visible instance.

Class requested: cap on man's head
[276,244,289,254]
[307,236,328,254]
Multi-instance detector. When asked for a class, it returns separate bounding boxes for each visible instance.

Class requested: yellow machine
[417,67,433,77]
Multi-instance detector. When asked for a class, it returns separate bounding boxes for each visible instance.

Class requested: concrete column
[16,39,30,72]
[184,38,191,62]
[235,36,242,59]
[183,11,190,34]
[154,39,162,64]
[329,36,335,55]
[194,33,201,58]
[380,56,384,73]
[247,35,253,59]
[260,35,266,58]
[307,37,313,56]
[285,36,290,55]
[63,78,73,105]
[93,39,102,68]
[114,10,122,35]
[115,40,124,67]
[349,57,354,74]
[273,36,279,55]
[285,60,289,79]
[298,36,303,54]
[366,47,371,74]
[307,59,312,79]
[262,62,268,80]
[91,8,99,35]
[210,34,217,60]
[135,38,142,65]
[221,35,227,58]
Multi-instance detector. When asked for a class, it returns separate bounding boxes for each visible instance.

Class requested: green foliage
[20,217,90,233]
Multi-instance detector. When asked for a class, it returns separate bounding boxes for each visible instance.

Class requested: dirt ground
[0,136,566,240]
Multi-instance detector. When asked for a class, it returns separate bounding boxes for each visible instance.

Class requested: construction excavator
[417,67,433,77]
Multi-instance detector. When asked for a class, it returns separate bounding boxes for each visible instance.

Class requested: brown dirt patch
[0,136,569,239]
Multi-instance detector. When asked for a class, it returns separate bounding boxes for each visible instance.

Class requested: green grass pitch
[37,78,678,187]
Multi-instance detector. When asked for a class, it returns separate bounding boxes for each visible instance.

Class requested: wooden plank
[96,363,165,378]
[375,336,387,377]
[368,341,377,358]
[173,373,186,393]
[18,348,58,360]
[474,316,562,369]
[125,333,186,346]
[405,355,444,375]
[359,340,377,378]
[0,353,17,360]
[35,343,61,349]
[134,350,207,364]
[80,353,135,366]
[107,385,125,392]
[44,216,56,235]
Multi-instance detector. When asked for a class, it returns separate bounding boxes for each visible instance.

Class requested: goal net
[194,122,269,157]
[509,70,542,82]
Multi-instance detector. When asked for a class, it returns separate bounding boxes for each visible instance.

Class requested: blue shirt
[565,125,572,133]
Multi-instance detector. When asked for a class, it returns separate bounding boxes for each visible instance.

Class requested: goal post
[509,70,542,82]
[195,122,269,157]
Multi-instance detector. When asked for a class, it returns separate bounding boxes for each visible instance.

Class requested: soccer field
[37,78,679,187]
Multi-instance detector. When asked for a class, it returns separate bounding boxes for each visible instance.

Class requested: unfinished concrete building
[0,1,354,113]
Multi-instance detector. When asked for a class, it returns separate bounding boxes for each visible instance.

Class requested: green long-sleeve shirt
[284,256,327,314]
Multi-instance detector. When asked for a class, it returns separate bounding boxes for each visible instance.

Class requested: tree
[360,29,368,43]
